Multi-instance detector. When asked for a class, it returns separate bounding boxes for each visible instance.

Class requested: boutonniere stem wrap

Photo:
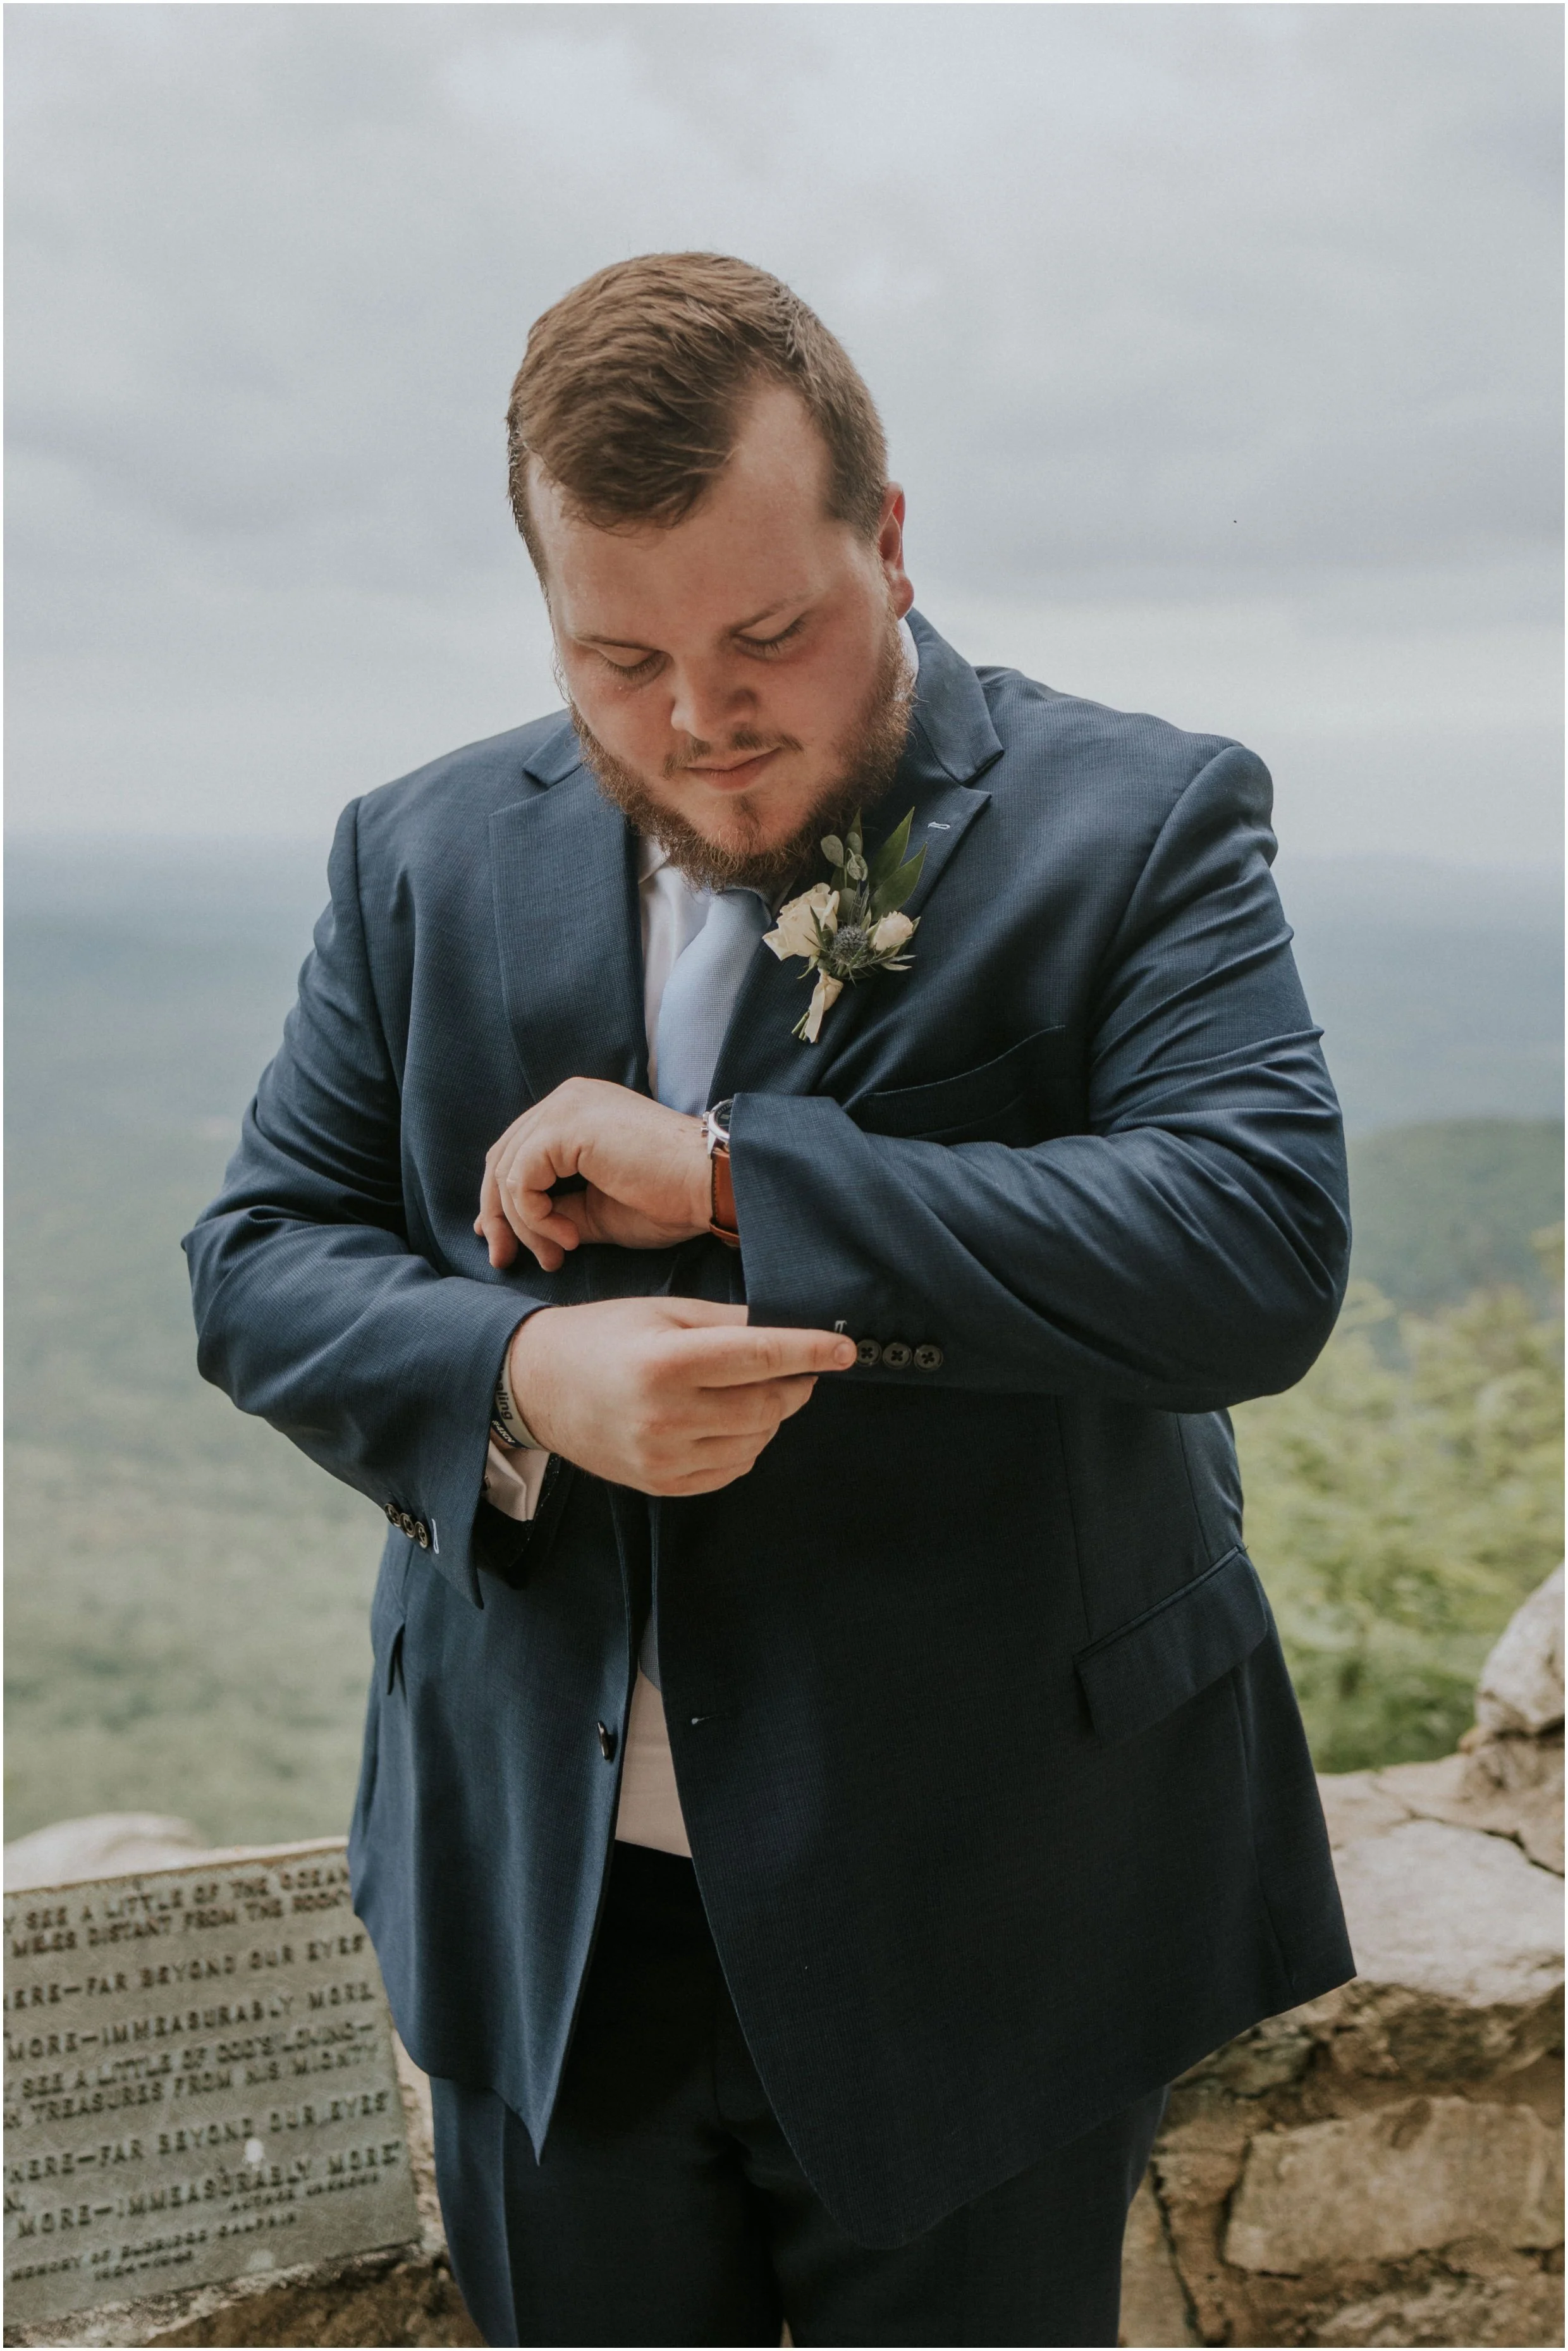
[763,810,926,1042]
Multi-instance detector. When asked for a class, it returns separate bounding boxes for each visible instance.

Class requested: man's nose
[666,660,752,746]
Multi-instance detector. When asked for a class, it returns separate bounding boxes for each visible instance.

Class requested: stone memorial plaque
[3,1841,419,2326]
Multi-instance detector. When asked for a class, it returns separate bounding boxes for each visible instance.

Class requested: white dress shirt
[481,835,716,1855]
[484,620,921,1856]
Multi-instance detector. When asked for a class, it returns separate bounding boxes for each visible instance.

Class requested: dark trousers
[431,1843,1164,2348]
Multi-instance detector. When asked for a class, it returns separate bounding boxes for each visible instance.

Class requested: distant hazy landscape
[6,837,1562,1846]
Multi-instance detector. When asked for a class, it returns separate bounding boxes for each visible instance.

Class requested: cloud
[5,4,1560,854]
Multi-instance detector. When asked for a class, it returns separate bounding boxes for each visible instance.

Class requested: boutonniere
[764,809,926,1042]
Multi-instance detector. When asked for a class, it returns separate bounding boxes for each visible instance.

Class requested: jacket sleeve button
[597,1722,618,1761]
[882,1341,912,1370]
[398,1510,417,1538]
[414,1521,431,1549]
[384,1502,400,1524]
[914,1344,944,1370]
[855,1337,882,1366]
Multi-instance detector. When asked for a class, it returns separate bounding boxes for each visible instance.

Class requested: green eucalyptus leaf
[867,808,915,895]
[871,844,926,918]
[819,835,845,866]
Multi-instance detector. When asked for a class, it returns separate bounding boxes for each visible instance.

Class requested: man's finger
[668,1378,815,1440]
[654,1452,765,1495]
[654,1299,749,1330]
[496,1153,563,1237]
[771,1373,821,1423]
[477,1156,506,1234]
[670,1324,857,1386]
[475,1208,520,1270]
[493,1143,585,1256]
[659,1448,795,1495]
[480,1146,556,1259]
[474,1154,521,1268]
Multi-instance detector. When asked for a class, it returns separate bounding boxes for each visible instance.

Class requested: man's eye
[740,619,805,658]
[601,650,662,680]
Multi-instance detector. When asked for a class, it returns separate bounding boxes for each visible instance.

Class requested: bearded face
[528,382,919,902]
[572,606,913,897]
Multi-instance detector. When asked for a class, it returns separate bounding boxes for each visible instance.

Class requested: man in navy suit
[186,254,1354,2347]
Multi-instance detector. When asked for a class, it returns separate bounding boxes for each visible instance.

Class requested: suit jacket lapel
[710,613,1003,1104]
[489,740,648,1101]
[487,615,1003,1110]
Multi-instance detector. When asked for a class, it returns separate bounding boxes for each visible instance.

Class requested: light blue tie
[642,886,769,1688]
[653,888,771,1116]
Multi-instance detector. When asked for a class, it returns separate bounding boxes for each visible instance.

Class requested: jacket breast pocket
[1075,1548,1270,1745]
[855,1024,1077,1144]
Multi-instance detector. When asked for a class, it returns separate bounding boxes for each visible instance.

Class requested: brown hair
[506,252,888,570]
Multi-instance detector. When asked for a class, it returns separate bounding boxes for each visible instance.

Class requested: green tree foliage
[1347,1119,1562,1311]
[1234,1231,1564,1773]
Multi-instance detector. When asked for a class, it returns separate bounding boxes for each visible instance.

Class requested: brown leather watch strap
[709,1144,740,1249]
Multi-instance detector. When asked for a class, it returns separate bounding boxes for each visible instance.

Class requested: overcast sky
[6,3,1562,867]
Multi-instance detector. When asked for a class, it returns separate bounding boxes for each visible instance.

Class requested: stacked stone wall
[1122,1566,1565,2347]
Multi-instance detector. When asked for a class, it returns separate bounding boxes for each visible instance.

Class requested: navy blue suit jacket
[185,613,1354,2247]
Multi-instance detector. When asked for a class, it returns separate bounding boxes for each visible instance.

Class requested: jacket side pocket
[1075,1547,1270,1745]
[370,1537,413,1695]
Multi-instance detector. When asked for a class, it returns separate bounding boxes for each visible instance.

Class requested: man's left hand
[476,1079,713,1271]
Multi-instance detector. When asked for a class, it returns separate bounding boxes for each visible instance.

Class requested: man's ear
[877,484,914,618]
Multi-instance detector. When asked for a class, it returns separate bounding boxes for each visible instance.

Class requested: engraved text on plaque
[4,1843,419,2326]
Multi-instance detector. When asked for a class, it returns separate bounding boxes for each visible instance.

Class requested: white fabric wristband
[493,1346,546,1451]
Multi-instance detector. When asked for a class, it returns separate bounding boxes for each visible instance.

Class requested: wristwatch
[702,1099,740,1251]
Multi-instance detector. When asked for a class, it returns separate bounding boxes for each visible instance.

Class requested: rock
[1314,2271,1565,2347]
[1177,2013,1314,2096]
[1148,2118,1254,2344]
[2,1814,348,1896]
[1118,2175,1197,2347]
[392,2035,447,2259]
[1376,1741,1565,1878]
[1475,1565,1564,1738]
[1306,1818,1565,2077]
[8,2249,484,2348]
[2,1812,209,1889]
[1225,2096,1564,2273]
[146,2252,484,2347]
[1372,1753,1469,1815]
[6,2027,480,2347]
[1441,2236,1544,2280]
[1461,1733,1565,1874]
[1337,1817,1563,2011]
[3,1836,475,2350]
[1350,1569,1568,1880]
[1318,1771,1414,1849]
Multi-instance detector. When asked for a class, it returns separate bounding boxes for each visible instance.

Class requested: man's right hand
[506,1299,856,1497]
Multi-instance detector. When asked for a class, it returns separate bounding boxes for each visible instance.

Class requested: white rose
[764,884,838,962]
[871,911,916,955]
[801,971,843,1043]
